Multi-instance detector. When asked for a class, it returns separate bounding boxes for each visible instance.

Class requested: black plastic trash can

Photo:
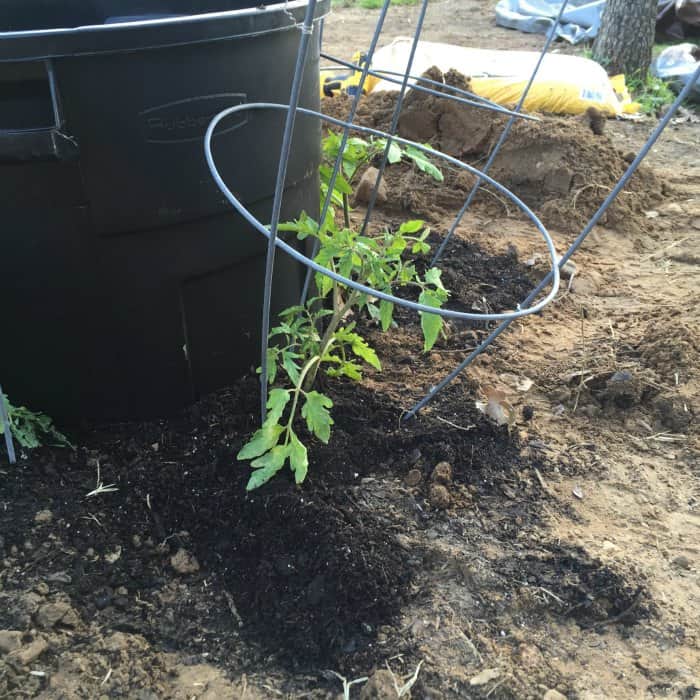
[0,0,329,421]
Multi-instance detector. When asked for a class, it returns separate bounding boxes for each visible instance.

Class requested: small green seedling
[0,394,72,450]
[238,132,448,490]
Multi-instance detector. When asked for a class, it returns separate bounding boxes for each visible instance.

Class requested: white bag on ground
[369,39,635,116]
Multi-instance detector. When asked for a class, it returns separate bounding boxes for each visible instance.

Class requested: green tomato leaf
[419,289,444,353]
[379,300,394,331]
[288,430,309,484]
[266,388,291,425]
[405,146,444,182]
[398,219,425,234]
[349,333,381,370]
[246,444,291,491]
[387,141,402,164]
[282,351,301,385]
[424,267,446,290]
[301,391,334,444]
[326,360,363,381]
[386,235,406,256]
[237,422,284,461]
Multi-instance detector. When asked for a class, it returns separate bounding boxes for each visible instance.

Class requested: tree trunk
[592,0,657,77]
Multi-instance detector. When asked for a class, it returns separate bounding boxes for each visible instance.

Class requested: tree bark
[592,0,658,77]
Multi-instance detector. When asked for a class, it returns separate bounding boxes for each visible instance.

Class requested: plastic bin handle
[0,60,79,163]
[0,127,79,162]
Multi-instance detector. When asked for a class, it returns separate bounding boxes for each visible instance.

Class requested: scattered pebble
[170,548,200,575]
[543,690,568,700]
[659,202,684,216]
[360,669,395,699]
[0,630,22,654]
[33,510,53,525]
[470,668,500,686]
[572,486,584,500]
[585,106,606,136]
[104,546,122,564]
[11,638,49,666]
[34,601,80,629]
[404,469,422,487]
[672,555,692,571]
[431,461,453,485]
[429,483,452,510]
[354,166,388,206]
[34,582,50,597]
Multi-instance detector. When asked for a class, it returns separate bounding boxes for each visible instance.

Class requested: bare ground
[1,2,699,699]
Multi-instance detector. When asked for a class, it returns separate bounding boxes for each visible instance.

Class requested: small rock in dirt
[10,638,48,666]
[0,630,23,654]
[572,486,584,500]
[46,571,72,584]
[543,690,568,700]
[653,396,692,433]
[354,167,387,206]
[672,555,692,571]
[659,202,684,216]
[35,602,80,629]
[585,106,606,136]
[170,548,200,575]
[470,668,500,686]
[104,546,122,564]
[623,151,636,163]
[431,461,453,485]
[544,167,573,196]
[33,510,53,525]
[360,669,396,699]
[603,370,642,409]
[429,483,452,510]
[132,534,142,549]
[522,405,534,422]
[404,469,423,487]
[34,582,49,597]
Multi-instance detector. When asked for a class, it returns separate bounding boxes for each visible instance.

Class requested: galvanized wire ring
[205,102,561,322]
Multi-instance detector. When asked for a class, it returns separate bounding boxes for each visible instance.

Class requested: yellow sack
[320,52,380,99]
[361,39,639,116]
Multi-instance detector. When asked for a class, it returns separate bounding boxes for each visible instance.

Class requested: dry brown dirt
[1,2,699,699]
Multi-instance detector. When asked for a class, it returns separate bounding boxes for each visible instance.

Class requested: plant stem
[284,356,321,444]
[304,293,358,391]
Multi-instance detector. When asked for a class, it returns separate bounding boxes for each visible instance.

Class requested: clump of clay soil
[637,315,700,383]
[488,115,664,235]
[397,67,507,159]
[321,67,665,235]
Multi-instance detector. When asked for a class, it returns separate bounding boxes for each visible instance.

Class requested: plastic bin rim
[0,0,330,61]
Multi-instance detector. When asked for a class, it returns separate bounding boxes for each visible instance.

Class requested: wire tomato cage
[203,0,700,430]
